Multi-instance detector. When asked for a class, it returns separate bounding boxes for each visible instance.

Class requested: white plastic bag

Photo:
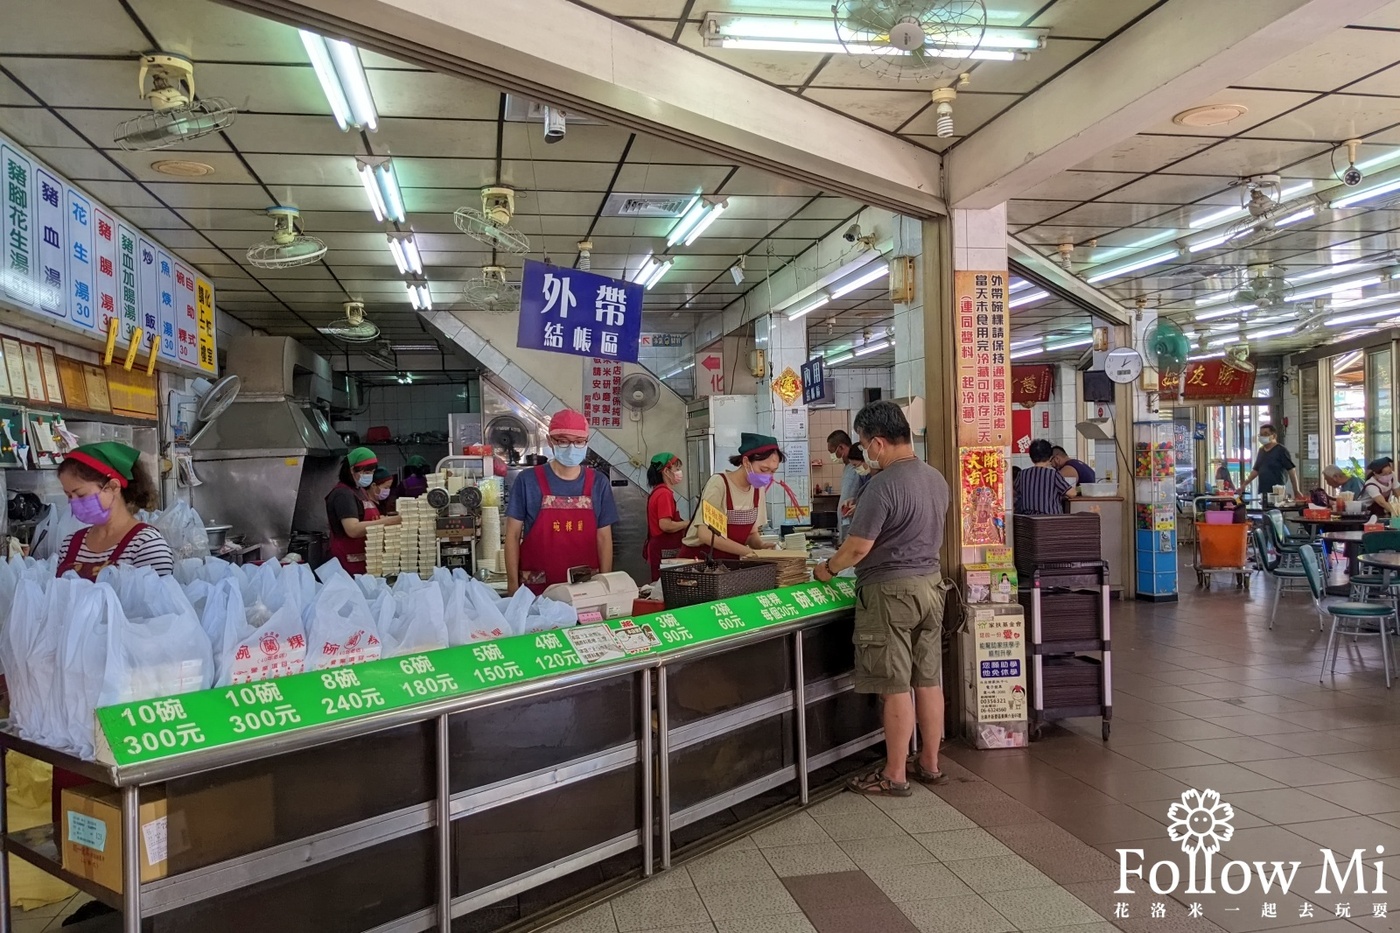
[53,578,115,757]
[384,576,447,658]
[216,567,308,686]
[99,568,213,707]
[464,577,511,641]
[523,595,579,633]
[305,577,381,669]
[149,500,212,561]
[1,577,59,745]
[33,498,86,562]
[500,586,535,635]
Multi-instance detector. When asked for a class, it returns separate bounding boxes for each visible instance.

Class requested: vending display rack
[1019,561,1113,740]
[1134,421,1179,601]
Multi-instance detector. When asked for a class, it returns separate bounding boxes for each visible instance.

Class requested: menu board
[0,130,215,373]
[97,579,858,767]
[954,270,1010,446]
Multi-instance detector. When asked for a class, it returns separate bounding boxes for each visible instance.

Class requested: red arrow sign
[701,354,722,372]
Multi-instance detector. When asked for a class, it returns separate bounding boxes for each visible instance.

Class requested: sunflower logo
[1168,789,1234,881]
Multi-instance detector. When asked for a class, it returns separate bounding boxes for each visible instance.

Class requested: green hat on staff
[372,467,392,483]
[738,433,781,458]
[650,452,679,468]
[405,455,428,468]
[65,442,141,487]
[347,446,378,469]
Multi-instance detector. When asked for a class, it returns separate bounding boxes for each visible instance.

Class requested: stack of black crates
[1013,513,1114,741]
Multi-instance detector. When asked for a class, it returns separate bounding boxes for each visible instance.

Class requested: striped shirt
[1014,465,1071,516]
[60,526,175,576]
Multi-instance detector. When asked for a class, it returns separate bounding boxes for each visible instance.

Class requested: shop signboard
[174,263,197,366]
[959,446,1007,547]
[583,357,623,428]
[1010,364,1054,404]
[96,579,857,767]
[517,259,643,363]
[800,357,825,405]
[1159,360,1256,401]
[954,270,1011,446]
[696,349,724,395]
[640,333,686,348]
[0,131,215,371]
[196,277,216,372]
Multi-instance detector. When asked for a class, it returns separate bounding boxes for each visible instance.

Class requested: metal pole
[657,667,671,871]
[639,670,653,878]
[436,714,452,932]
[0,747,11,933]
[122,785,139,933]
[794,633,809,805]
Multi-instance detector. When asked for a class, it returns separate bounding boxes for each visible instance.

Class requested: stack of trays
[398,497,426,575]
[742,550,811,586]
[478,506,501,573]
[365,523,385,577]
[1012,513,1101,572]
[1039,655,1104,707]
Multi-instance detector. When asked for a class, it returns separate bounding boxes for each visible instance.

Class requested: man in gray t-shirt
[815,401,951,798]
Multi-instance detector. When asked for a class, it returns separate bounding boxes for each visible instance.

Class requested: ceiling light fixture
[1325,303,1400,327]
[1011,345,1046,359]
[151,159,215,177]
[357,157,404,224]
[700,13,1045,53]
[1084,249,1179,284]
[406,281,431,311]
[1274,206,1315,228]
[666,196,714,247]
[387,232,423,275]
[1293,262,1371,283]
[1172,103,1249,128]
[1009,288,1049,309]
[830,263,889,299]
[1290,274,1382,303]
[786,295,830,321]
[1194,304,1255,322]
[645,259,674,290]
[1009,278,1032,293]
[684,199,728,246]
[1187,233,1230,253]
[299,30,378,132]
[1332,177,1400,209]
[854,339,890,357]
[1045,337,1094,352]
[825,352,855,365]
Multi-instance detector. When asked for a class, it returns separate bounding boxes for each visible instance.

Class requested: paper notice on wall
[1308,434,1319,460]
[565,623,625,665]
[783,408,808,440]
[785,443,809,478]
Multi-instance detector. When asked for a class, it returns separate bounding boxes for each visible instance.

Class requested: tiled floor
[559,567,1400,933]
[12,894,91,932]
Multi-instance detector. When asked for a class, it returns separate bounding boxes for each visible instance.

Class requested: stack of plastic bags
[0,555,581,760]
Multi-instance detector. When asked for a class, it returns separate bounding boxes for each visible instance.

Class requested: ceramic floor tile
[912,827,1013,861]
[1183,736,1302,762]
[1305,779,1400,814]
[981,886,1104,929]
[1240,756,1373,787]
[688,847,780,887]
[897,894,1017,933]
[1047,802,1173,846]
[1158,763,1288,793]
[613,884,711,932]
[1110,742,1228,769]
[810,807,909,841]
[713,917,818,933]
[943,854,1056,892]
[863,861,974,903]
[761,842,858,877]
[804,902,921,933]
[1136,718,1244,741]
[698,878,802,921]
[1223,787,1357,824]
[838,834,940,871]
[548,903,618,933]
[1201,713,1312,736]
[780,870,892,912]
[751,813,833,849]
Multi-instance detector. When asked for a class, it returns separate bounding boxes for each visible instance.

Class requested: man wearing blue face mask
[505,408,619,595]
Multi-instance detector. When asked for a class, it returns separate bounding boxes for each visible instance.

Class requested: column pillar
[891,216,927,460]
[754,312,810,532]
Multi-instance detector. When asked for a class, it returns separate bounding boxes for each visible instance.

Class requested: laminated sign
[517,259,644,363]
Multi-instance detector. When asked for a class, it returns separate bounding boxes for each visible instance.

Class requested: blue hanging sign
[517,259,644,363]
[801,357,826,405]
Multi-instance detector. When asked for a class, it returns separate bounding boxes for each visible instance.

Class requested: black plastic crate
[661,560,778,610]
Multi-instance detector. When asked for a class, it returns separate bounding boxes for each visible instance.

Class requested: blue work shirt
[507,465,620,536]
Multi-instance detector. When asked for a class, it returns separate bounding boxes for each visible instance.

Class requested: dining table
[1322,530,1366,594]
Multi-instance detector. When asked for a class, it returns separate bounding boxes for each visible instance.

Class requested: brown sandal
[846,767,913,797]
[906,758,950,785]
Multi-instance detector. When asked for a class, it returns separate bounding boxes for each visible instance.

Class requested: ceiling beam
[945,0,1395,210]
[220,0,945,218]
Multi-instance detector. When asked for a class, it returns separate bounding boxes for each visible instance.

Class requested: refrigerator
[684,395,757,513]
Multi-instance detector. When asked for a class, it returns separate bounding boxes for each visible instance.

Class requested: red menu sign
[955,270,1010,446]
[584,358,623,428]
[1159,360,1256,401]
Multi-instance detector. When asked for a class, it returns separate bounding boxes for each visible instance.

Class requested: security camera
[543,105,565,144]
[843,223,862,243]
[1344,165,1364,187]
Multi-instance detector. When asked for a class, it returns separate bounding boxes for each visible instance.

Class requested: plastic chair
[1264,509,1327,572]
[1253,526,1310,629]
[1299,545,1397,688]
[1350,531,1400,600]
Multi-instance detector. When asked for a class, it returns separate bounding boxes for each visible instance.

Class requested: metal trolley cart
[1191,495,1250,589]
[1020,561,1113,741]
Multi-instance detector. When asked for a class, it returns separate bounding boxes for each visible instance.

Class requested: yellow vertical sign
[702,500,728,539]
[195,278,216,373]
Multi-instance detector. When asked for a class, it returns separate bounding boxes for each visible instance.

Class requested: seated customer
[1050,445,1095,484]
[1015,439,1076,515]
[1323,464,1363,498]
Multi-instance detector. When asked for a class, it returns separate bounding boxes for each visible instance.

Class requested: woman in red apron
[53,442,173,822]
[505,409,619,595]
[679,433,784,559]
[325,446,399,574]
[644,453,689,581]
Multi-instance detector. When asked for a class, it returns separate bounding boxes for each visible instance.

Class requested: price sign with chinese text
[583,358,623,428]
[954,270,1011,446]
[517,259,643,362]
[701,500,728,538]
[97,581,856,767]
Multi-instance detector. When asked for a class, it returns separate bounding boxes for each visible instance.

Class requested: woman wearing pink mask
[56,442,172,578]
[679,433,783,559]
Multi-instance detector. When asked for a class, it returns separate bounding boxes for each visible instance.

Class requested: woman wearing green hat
[400,454,429,499]
[679,433,783,559]
[326,447,400,573]
[56,442,171,578]
[370,467,397,516]
[644,453,689,581]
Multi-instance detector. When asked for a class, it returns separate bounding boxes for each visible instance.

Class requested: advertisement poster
[960,446,1007,547]
[954,270,1011,446]
[583,358,623,429]
[1011,408,1032,456]
[973,607,1027,722]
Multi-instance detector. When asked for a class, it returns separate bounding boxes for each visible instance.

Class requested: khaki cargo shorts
[853,574,947,695]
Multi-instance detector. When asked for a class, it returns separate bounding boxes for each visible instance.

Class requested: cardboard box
[61,784,168,893]
[164,774,276,871]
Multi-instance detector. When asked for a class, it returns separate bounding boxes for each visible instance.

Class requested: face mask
[748,471,774,489]
[375,487,391,501]
[1379,474,1394,488]
[552,445,587,468]
[856,465,871,477]
[357,472,374,488]
[670,469,683,484]
[1260,435,1275,446]
[71,492,111,526]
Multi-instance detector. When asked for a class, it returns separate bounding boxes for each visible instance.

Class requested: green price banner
[96,580,855,767]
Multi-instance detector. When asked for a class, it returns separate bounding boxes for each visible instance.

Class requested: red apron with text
[678,475,760,558]
[53,522,154,821]
[328,484,369,574]
[644,485,686,581]
[519,465,599,595]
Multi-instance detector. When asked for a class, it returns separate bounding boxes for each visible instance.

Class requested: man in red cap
[505,408,619,595]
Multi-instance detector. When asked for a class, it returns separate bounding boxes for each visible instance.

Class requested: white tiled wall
[341,383,465,441]
[1010,364,1083,470]
[831,367,893,412]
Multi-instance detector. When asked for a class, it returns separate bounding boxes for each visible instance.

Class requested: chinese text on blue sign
[801,357,826,405]
[517,260,644,363]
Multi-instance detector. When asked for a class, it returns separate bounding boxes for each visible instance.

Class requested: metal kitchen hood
[192,336,344,459]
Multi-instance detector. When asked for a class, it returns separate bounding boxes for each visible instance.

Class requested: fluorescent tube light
[1010,289,1049,309]
[1195,289,1235,307]
[709,37,1021,59]
[1045,337,1093,351]
[786,295,830,320]
[374,162,405,224]
[1188,352,1225,361]
[666,197,708,248]
[1009,337,1042,349]
[388,234,422,275]
[645,259,673,290]
[1195,305,1254,322]
[358,161,387,222]
[825,352,855,365]
[1188,233,1230,253]
[1009,279,1033,293]
[1290,275,1382,303]
[1332,177,1400,209]
[634,253,658,285]
[1011,345,1045,359]
[387,236,407,274]
[1245,325,1294,341]
[406,282,431,311]
[1327,304,1400,326]
[830,263,889,299]
[1274,206,1315,228]
[854,340,890,357]
[300,30,378,131]
[682,199,727,246]
[1294,262,1370,283]
[1085,249,1178,284]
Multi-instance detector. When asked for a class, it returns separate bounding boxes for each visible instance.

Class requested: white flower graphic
[1167,788,1235,854]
